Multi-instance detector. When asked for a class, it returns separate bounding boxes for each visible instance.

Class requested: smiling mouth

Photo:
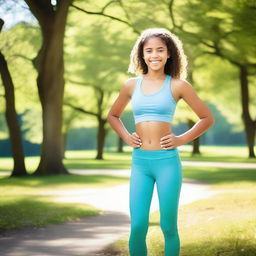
[150,60,161,64]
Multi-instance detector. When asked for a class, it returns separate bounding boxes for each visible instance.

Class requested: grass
[0,196,101,231]
[87,146,256,256]
[103,190,256,256]
[1,145,256,174]
[178,145,256,163]
[0,174,129,194]
[0,150,132,173]
[183,166,256,190]
[0,145,256,253]
[0,174,129,231]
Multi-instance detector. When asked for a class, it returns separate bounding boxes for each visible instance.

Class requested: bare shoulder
[171,78,194,99]
[122,77,139,98]
[171,78,192,89]
[107,77,139,118]
[171,78,206,105]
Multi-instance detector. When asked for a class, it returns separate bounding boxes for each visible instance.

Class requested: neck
[144,70,166,80]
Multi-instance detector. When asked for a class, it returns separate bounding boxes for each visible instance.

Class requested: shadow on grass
[0,196,101,231]
[0,174,129,188]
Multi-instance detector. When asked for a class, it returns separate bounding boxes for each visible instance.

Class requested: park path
[0,163,255,256]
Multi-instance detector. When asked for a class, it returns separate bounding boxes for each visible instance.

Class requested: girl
[107,28,214,256]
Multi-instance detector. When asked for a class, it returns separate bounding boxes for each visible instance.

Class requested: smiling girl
[107,28,214,256]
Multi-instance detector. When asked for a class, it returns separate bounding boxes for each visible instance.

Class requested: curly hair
[128,28,188,80]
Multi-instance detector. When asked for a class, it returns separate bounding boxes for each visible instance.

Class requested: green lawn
[103,190,256,256]
[79,145,256,256]
[179,145,256,163]
[0,145,256,254]
[0,196,102,231]
[183,166,256,190]
[1,145,255,174]
[0,174,129,231]
[98,162,256,255]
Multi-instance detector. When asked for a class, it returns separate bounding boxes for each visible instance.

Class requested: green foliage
[0,22,40,110]
[193,55,244,129]
[22,109,42,143]
[178,0,256,66]
[1,0,255,149]
[64,12,139,138]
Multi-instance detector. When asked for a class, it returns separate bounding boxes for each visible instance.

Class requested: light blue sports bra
[131,74,177,124]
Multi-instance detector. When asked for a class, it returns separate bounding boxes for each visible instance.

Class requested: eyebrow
[144,46,165,50]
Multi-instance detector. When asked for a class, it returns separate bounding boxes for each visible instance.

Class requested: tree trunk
[188,119,200,155]
[34,27,68,174]
[0,19,27,177]
[118,136,123,152]
[24,0,72,174]
[239,66,256,158]
[96,118,107,160]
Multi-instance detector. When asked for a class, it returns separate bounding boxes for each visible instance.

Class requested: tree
[24,0,73,174]
[0,18,27,176]
[74,0,256,157]
[71,0,214,156]
[64,20,133,159]
[175,0,256,157]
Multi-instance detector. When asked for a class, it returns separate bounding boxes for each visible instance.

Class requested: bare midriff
[136,121,172,150]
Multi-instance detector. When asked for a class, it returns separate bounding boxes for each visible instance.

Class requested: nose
[151,50,158,58]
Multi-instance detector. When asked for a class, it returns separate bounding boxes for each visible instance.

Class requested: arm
[160,79,215,149]
[107,79,142,148]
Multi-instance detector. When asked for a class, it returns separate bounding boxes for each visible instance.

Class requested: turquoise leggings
[129,147,183,256]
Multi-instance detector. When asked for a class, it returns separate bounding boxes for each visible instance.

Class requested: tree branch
[71,2,140,34]
[67,79,94,87]
[168,0,178,30]
[116,0,139,34]
[64,102,98,117]
[102,0,117,12]
[13,54,33,62]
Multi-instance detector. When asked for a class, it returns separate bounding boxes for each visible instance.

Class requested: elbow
[201,114,215,128]
[208,114,215,127]
[107,113,118,124]
[107,113,112,123]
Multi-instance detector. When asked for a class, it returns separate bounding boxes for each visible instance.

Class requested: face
[142,36,170,72]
